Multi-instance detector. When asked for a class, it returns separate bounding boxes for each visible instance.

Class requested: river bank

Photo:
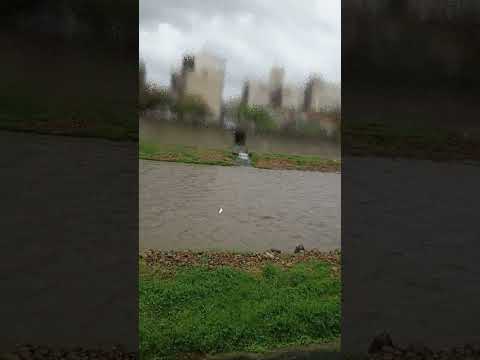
[140,249,341,360]
[139,142,341,172]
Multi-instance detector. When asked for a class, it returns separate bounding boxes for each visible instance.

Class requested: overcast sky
[139,0,341,100]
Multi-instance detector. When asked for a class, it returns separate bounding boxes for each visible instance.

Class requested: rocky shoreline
[140,248,341,276]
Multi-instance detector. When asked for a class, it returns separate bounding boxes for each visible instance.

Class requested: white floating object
[218,208,223,214]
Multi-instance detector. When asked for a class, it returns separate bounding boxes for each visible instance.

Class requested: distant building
[269,67,285,108]
[242,79,270,107]
[171,51,226,124]
[304,77,340,112]
[282,83,304,111]
[241,68,340,131]
[241,66,286,109]
[269,67,285,90]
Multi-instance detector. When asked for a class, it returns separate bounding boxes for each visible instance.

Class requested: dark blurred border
[0,1,138,141]
[0,1,138,354]
[342,0,480,356]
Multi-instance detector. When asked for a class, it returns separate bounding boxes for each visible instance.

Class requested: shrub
[172,95,211,125]
[238,105,278,133]
[139,83,173,112]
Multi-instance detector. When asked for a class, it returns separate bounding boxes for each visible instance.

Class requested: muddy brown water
[140,119,340,159]
[140,160,340,253]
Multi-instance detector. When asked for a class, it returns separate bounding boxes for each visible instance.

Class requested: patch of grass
[140,141,341,172]
[140,260,340,360]
[250,153,341,172]
[139,141,235,166]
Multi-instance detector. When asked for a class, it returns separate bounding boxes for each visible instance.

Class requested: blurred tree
[172,95,210,125]
[138,60,173,112]
[238,105,278,133]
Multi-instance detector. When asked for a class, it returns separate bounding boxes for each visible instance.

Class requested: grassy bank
[140,250,341,360]
[140,142,235,166]
[250,153,340,172]
[139,141,341,172]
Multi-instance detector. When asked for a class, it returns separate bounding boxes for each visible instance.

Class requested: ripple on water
[140,160,340,252]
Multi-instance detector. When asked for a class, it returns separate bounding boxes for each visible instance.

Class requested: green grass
[139,142,235,166]
[250,153,341,172]
[140,261,341,360]
[140,141,341,172]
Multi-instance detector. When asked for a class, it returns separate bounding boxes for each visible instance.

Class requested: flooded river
[140,119,340,159]
[140,160,340,253]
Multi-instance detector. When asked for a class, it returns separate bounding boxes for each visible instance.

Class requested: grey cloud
[140,0,262,31]
[139,0,340,99]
